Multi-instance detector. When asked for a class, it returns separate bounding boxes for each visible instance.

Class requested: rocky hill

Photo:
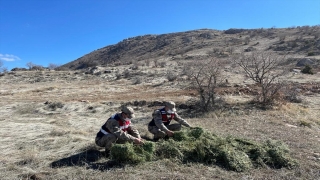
[59,26,320,70]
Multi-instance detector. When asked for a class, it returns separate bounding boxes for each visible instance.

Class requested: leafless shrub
[123,69,130,78]
[180,62,192,76]
[133,77,142,84]
[244,37,250,45]
[153,59,159,67]
[115,71,122,80]
[227,47,235,54]
[233,51,288,105]
[47,102,64,111]
[26,62,36,69]
[186,58,224,112]
[145,59,150,66]
[166,71,178,81]
[0,67,8,73]
[279,34,286,41]
[48,63,60,70]
[282,84,303,103]
[160,61,166,68]
[31,65,45,71]
[0,60,5,73]
[131,62,139,70]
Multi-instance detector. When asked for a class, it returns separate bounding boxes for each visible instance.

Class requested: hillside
[59,26,320,70]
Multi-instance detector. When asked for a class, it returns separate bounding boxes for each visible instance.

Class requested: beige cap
[165,101,176,112]
[121,106,135,119]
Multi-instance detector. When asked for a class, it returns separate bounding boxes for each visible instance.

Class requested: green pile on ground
[110,141,155,164]
[110,127,298,171]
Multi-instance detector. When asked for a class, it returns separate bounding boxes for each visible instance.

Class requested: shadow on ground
[50,149,122,171]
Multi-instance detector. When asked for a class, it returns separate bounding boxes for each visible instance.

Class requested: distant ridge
[58,26,320,70]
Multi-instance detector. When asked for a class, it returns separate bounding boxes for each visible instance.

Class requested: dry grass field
[0,59,319,180]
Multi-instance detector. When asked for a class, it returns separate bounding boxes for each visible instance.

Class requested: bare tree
[244,37,250,45]
[233,51,288,105]
[186,58,224,111]
[0,60,7,73]
[26,62,36,69]
[48,63,60,70]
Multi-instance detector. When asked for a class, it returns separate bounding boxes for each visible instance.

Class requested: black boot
[104,149,110,158]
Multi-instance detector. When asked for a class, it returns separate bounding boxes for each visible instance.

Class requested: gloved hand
[134,138,144,145]
[166,130,174,137]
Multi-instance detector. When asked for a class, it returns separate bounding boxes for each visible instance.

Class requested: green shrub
[307,51,315,56]
[299,120,312,128]
[301,65,314,74]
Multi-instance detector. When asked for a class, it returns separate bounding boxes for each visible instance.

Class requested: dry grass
[0,66,319,179]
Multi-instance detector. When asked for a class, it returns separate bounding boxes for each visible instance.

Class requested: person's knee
[154,131,166,138]
[97,134,117,147]
[169,124,181,131]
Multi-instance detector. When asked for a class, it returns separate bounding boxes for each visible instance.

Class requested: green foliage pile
[110,127,298,172]
[110,141,155,164]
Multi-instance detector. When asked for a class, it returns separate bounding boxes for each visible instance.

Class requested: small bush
[47,102,64,111]
[301,65,314,74]
[307,51,315,56]
[299,121,312,128]
[166,71,178,81]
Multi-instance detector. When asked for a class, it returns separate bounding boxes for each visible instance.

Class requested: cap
[121,106,135,119]
[165,101,176,112]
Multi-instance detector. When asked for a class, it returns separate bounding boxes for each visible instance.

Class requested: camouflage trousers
[148,124,181,139]
[95,133,139,151]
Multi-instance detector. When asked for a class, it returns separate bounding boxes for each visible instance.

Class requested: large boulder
[296,58,315,67]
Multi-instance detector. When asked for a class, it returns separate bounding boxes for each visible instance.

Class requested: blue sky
[0,0,319,71]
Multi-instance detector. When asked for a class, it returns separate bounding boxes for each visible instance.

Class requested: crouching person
[95,106,144,157]
[148,101,192,141]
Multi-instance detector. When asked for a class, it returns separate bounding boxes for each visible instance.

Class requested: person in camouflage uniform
[95,106,144,156]
[148,101,192,141]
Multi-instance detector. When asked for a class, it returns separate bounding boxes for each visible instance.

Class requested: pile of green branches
[110,127,298,172]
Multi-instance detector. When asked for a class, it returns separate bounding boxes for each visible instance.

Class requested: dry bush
[48,63,60,70]
[233,51,289,105]
[115,71,122,79]
[185,58,225,111]
[159,61,166,68]
[166,71,178,81]
[132,77,142,84]
[282,84,303,103]
[123,69,130,78]
[45,101,64,111]
[131,62,139,70]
